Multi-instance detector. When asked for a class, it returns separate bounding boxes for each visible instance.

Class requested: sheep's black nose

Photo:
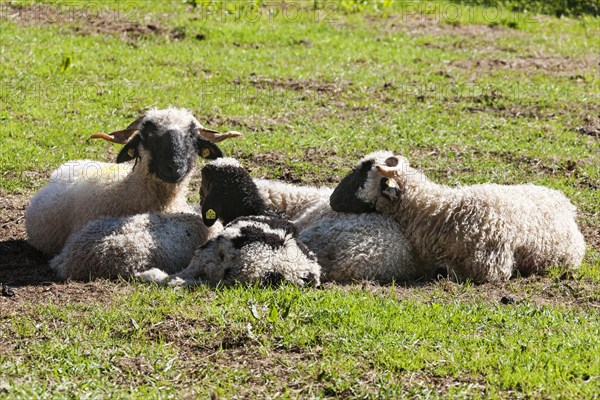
[158,163,187,183]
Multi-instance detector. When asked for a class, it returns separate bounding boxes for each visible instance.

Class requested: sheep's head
[199,158,266,227]
[91,108,242,184]
[194,216,321,287]
[330,151,407,213]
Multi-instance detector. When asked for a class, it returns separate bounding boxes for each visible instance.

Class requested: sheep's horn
[199,128,243,143]
[376,165,398,179]
[90,128,138,144]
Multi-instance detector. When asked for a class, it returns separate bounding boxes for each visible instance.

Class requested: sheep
[329,151,586,282]
[137,158,321,287]
[49,210,222,281]
[298,209,423,283]
[25,107,240,255]
[253,180,426,283]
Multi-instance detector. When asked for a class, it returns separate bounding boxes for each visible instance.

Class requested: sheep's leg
[162,256,206,287]
[135,268,170,283]
[136,262,201,287]
[48,253,69,280]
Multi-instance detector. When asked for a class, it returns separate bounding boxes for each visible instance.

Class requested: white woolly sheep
[49,210,221,281]
[253,180,427,283]
[137,158,321,287]
[25,107,240,255]
[330,151,586,282]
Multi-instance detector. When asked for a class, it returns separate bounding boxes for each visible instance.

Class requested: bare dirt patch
[368,12,516,37]
[1,3,186,40]
[0,193,53,289]
[201,114,293,134]
[450,54,598,76]
[0,192,133,307]
[365,13,597,76]
[367,12,526,55]
[576,114,600,139]
[329,272,600,310]
[241,76,350,95]
[236,148,347,186]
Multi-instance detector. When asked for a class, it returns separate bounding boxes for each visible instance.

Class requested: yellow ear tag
[202,148,211,158]
[127,148,135,158]
[205,209,217,220]
[386,179,398,188]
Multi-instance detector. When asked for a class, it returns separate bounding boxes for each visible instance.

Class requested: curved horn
[90,128,138,144]
[90,115,146,144]
[198,127,243,143]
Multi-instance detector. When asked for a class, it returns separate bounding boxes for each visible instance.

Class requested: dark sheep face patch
[143,123,196,183]
[330,160,376,213]
[231,225,285,250]
[200,163,267,226]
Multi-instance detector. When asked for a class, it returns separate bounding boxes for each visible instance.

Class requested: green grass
[1,0,599,398]
[3,284,600,398]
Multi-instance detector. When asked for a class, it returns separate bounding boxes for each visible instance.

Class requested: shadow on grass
[0,239,56,287]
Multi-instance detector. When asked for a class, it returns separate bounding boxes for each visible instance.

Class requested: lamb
[137,158,321,287]
[49,210,220,281]
[25,107,240,255]
[253,180,425,283]
[329,151,586,282]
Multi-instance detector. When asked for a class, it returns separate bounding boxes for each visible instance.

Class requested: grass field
[1,0,599,398]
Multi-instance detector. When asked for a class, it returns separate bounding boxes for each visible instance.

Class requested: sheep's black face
[200,162,266,226]
[141,123,196,183]
[330,160,376,213]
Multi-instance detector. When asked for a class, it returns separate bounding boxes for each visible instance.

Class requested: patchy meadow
[1,0,599,398]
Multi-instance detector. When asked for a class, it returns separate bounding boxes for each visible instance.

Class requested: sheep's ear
[195,137,223,160]
[380,177,401,202]
[200,187,221,227]
[376,165,401,202]
[116,135,142,163]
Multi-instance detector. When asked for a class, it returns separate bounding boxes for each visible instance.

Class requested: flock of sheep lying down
[25,108,586,286]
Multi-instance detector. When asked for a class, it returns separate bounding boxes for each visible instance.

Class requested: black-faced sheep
[330,151,586,282]
[137,158,321,287]
[25,107,239,255]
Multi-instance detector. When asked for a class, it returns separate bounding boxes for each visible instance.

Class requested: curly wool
[254,179,425,283]
[49,211,217,281]
[138,158,321,287]
[331,151,586,282]
[139,215,320,287]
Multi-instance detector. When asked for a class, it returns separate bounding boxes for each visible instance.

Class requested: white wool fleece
[49,211,219,281]
[349,151,586,282]
[137,216,321,287]
[254,179,428,283]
